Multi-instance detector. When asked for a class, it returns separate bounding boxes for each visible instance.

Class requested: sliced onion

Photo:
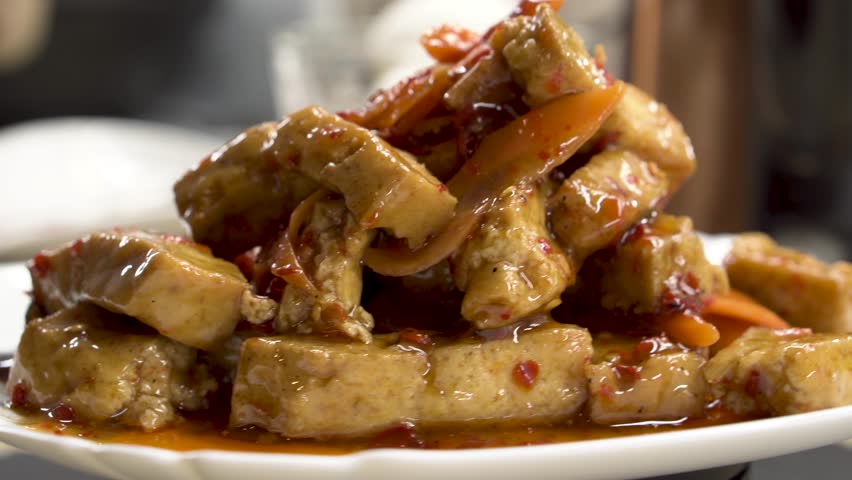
[364,82,626,276]
[270,189,332,294]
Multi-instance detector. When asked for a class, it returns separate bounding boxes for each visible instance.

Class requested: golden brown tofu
[496,4,607,106]
[587,350,707,425]
[273,107,457,247]
[598,84,696,189]
[443,52,517,112]
[422,323,591,425]
[29,231,249,350]
[174,122,319,259]
[725,233,852,333]
[275,197,375,343]
[598,214,729,314]
[549,149,669,264]
[7,304,217,431]
[230,335,427,438]
[453,183,572,329]
[230,323,592,438]
[705,327,852,415]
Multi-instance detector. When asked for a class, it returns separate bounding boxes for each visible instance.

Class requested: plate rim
[2,405,851,480]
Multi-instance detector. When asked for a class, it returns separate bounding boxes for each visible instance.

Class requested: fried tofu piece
[725,233,852,333]
[453,183,572,329]
[230,335,427,438]
[174,122,319,259]
[443,51,517,112]
[423,323,591,424]
[587,351,707,425]
[705,327,852,415]
[7,304,217,431]
[176,108,456,253]
[549,149,669,264]
[275,197,375,343]
[597,84,696,189]
[29,231,249,350]
[273,107,457,247]
[230,323,591,438]
[495,4,608,106]
[598,214,729,314]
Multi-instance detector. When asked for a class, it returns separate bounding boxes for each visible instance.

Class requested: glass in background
[269,0,631,117]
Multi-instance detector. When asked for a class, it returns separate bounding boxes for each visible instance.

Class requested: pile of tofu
[7,3,851,439]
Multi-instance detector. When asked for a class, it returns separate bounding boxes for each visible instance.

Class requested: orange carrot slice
[659,313,720,348]
[703,290,789,329]
[702,290,790,350]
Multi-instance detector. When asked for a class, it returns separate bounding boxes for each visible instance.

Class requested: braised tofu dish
[5,0,851,450]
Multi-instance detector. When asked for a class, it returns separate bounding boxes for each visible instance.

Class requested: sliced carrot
[703,291,789,330]
[420,25,481,63]
[705,314,751,352]
[364,83,625,276]
[659,313,720,348]
[702,290,790,351]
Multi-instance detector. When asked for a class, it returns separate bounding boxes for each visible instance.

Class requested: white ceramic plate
[0,404,851,480]
[0,117,221,259]
[2,236,851,480]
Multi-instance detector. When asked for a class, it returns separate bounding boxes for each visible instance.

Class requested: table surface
[2,441,850,480]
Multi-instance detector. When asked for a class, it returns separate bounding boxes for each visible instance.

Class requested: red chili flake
[363,210,382,227]
[299,230,314,248]
[232,248,259,280]
[48,403,76,423]
[10,383,28,408]
[500,308,512,321]
[512,360,540,389]
[31,253,50,278]
[598,383,614,400]
[319,303,349,330]
[613,364,641,382]
[546,67,563,95]
[264,277,286,302]
[369,423,425,449]
[160,233,189,244]
[685,272,700,290]
[161,234,212,254]
[513,0,564,17]
[286,152,301,168]
[594,58,616,86]
[745,370,762,398]
[260,150,279,172]
[69,239,84,256]
[537,237,553,254]
[633,339,655,360]
[399,329,432,346]
[779,327,812,338]
[437,184,447,193]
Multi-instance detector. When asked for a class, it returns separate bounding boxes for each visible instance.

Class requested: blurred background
[0,0,849,261]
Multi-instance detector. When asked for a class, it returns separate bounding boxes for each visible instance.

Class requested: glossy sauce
[17,408,752,454]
